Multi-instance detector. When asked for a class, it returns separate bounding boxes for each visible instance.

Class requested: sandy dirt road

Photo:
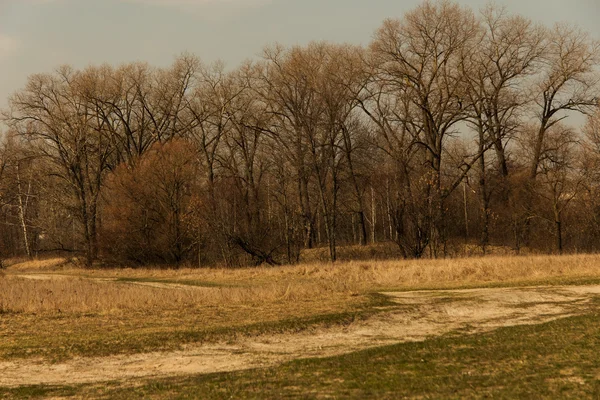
[1,284,599,387]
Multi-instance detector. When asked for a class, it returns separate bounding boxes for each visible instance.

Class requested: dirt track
[1,284,599,387]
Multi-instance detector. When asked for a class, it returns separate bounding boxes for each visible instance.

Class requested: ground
[2,253,600,398]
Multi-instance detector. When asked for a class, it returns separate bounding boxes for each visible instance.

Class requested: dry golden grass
[4,257,73,271]
[299,242,538,263]
[3,252,600,362]
[0,262,364,361]
[53,252,600,288]
[0,275,350,314]
[4,252,600,314]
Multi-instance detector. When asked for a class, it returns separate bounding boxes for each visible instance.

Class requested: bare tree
[529,24,599,180]
[325,44,371,247]
[183,61,246,264]
[257,44,323,250]
[219,65,282,265]
[5,67,115,266]
[532,124,581,253]
[1,1,600,265]
[463,5,545,252]
[357,47,432,258]
[370,0,481,255]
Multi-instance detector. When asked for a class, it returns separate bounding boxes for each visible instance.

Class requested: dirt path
[1,285,599,387]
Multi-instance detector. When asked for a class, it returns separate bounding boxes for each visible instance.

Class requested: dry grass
[0,267,363,361]
[299,242,539,263]
[55,252,600,286]
[326,253,600,290]
[3,252,600,362]
[0,275,350,314]
[4,252,600,314]
[4,257,73,271]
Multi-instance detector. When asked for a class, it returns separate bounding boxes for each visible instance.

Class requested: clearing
[4,254,600,397]
[1,277,599,387]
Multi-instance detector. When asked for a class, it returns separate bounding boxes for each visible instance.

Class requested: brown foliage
[100,139,200,265]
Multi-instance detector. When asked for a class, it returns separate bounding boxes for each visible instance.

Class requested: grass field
[5,310,600,399]
[3,252,600,398]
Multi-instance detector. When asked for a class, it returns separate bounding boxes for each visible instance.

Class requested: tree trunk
[283,188,292,264]
[554,205,563,255]
[316,172,336,263]
[555,219,563,255]
[530,124,547,180]
[16,164,32,258]
[371,186,376,244]
[342,128,367,246]
[493,136,509,178]
[478,127,490,254]
[77,182,94,268]
[463,179,469,243]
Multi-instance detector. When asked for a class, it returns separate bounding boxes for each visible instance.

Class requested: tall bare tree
[529,24,600,180]
[5,67,115,266]
[257,44,323,250]
[463,6,545,251]
[370,0,481,255]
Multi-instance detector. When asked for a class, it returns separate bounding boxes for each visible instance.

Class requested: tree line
[1,0,599,267]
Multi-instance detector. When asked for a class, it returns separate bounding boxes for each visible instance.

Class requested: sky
[0,0,599,112]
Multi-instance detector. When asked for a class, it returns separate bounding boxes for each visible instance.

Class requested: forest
[0,0,599,267]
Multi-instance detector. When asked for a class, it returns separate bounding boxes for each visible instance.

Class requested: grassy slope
[0,293,390,362]
[5,253,600,397]
[4,307,600,399]
[3,273,600,363]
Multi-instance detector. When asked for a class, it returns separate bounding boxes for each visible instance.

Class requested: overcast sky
[0,0,599,110]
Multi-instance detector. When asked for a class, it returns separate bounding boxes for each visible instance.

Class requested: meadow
[3,251,600,398]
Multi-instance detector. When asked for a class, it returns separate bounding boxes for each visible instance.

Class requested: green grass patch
[0,385,79,399]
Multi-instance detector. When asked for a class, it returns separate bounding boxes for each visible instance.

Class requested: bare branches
[1,0,599,263]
